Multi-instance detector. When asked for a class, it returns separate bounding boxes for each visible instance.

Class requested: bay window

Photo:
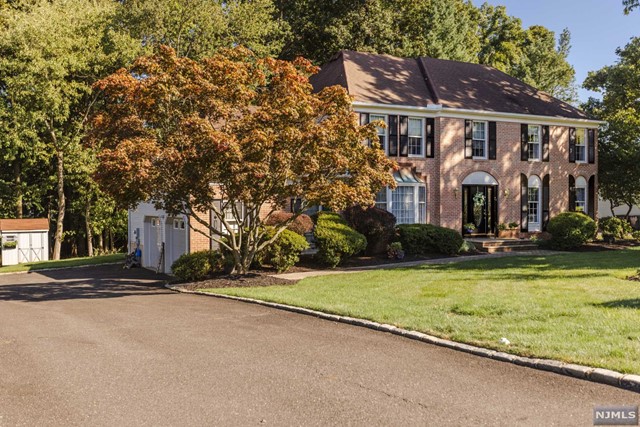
[375,184,427,224]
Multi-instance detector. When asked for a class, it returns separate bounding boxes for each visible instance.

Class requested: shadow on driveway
[0,264,171,302]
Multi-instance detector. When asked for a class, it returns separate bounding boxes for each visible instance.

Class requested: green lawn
[0,253,124,274]
[207,249,640,374]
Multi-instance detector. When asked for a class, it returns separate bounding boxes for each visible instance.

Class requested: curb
[166,283,640,394]
[0,261,123,276]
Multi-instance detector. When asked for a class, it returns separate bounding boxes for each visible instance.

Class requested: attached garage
[0,218,49,266]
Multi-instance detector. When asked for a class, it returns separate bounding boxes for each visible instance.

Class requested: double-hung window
[369,114,387,152]
[472,121,487,159]
[376,185,427,224]
[528,125,541,160]
[408,117,424,157]
[575,176,587,212]
[575,128,586,163]
[173,219,185,230]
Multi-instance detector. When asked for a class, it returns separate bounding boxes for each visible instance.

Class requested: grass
[0,253,124,274]
[206,248,640,374]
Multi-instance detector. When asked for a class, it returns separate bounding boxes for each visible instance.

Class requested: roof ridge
[417,57,440,104]
[338,51,350,96]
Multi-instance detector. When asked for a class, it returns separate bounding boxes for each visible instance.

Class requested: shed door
[17,233,30,263]
[144,217,162,269]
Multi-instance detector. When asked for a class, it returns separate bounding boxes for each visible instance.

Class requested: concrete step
[484,244,539,253]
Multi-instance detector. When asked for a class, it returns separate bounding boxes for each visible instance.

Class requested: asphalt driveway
[0,265,637,426]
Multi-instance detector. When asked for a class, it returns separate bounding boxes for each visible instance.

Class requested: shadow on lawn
[0,264,171,302]
[594,299,640,309]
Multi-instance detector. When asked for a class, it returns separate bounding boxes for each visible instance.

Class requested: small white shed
[0,218,49,266]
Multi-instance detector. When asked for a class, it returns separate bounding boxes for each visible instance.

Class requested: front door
[462,185,498,235]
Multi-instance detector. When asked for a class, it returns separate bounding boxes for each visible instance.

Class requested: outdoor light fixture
[453,188,459,199]
[504,189,510,198]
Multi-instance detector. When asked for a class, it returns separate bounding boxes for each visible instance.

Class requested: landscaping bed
[204,248,640,374]
[176,272,296,290]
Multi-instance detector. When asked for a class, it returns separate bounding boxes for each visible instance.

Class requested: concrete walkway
[274,249,561,280]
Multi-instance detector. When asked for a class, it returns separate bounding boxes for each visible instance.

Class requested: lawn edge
[166,283,640,394]
[0,261,123,276]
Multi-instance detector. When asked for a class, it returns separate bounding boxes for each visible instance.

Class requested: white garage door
[144,217,162,271]
[165,217,188,273]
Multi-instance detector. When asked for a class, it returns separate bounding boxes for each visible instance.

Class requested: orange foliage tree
[88,46,395,274]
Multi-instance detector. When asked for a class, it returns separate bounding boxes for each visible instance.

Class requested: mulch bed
[176,272,297,291]
[573,240,640,252]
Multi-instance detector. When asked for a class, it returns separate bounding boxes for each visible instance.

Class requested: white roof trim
[353,102,604,127]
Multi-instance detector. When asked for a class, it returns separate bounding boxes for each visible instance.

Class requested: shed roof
[0,218,49,232]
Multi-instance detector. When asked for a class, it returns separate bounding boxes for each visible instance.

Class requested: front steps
[467,238,538,253]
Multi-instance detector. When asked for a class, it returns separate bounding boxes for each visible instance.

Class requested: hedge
[314,212,367,267]
[547,212,597,250]
[257,228,309,273]
[397,224,464,256]
[343,205,396,255]
[171,250,225,282]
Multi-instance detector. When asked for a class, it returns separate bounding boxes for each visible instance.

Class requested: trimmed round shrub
[171,250,225,281]
[257,228,309,273]
[599,216,632,241]
[264,211,314,236]
[343,205,397,255]
[547,212,597,250]
[314,212,367,267]
[397,224,464,256]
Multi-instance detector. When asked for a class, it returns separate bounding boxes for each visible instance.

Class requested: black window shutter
[542,125,550,162]
[588,129,596,164]
[426,118,435,158]
[569,127,576,163]
[588,175,596,218]
[399,115,409,157]
[464,119,473,159]
[542,174,550,231]
[521,124,529,161]
[488,121,497,160]
[569,175,576,211]
[359,113,370,147]
[521,173,528,232]
[388,115,399,156]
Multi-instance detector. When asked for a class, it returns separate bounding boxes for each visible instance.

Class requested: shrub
[342,205,396,255]
[387,241,405,259]
[397,224,464,256]
[257,228,309,273]
[459,240,477,253]
[632,230,640,241]
[314,212,367,267]
[171,250,225,282]
[547,212,597,250]
[599,216,632,241]
[264,211,314,236]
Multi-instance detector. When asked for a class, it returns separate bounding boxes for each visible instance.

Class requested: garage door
[144,217,162,270]
[165,217,187,273]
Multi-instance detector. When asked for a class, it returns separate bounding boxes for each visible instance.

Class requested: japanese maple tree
[89,46,395,274]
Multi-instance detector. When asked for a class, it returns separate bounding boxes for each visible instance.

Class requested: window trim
[407,117,425,158]
[173,219,185,230]
[472,120,488,160]
[528,125,541,162]
[369,113,388,154]
[376,184,427,224]
[574,128,587,164]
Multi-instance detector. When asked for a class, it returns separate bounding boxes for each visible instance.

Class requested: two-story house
[311,50,600,235]
[129,49,600,272]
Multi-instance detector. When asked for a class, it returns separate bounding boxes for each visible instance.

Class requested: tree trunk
[52,150,65,260]
[109,228,114,253]
[13,159,22,218]
[85,202,93,257]
[625,204,633,220]
[98,230,104,254]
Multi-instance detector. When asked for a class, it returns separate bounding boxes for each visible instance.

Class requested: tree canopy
[89,46,395,273]
[584,37,640,216]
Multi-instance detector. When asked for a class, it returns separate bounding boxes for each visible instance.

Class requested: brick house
[311,50,600,235]
[129,50,600,272]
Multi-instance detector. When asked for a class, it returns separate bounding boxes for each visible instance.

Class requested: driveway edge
[0,262,123,276]
[166,284,640,394]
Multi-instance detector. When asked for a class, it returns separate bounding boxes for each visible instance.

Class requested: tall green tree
[476,3,525,73]
[0,0,140,259]
[116,0,290,59]
[584,37,640,217]
[623,0,639,14]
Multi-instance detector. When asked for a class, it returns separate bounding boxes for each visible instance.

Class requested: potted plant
[2,240,17,250]
[463,223,477,234]
[498,221,520,239]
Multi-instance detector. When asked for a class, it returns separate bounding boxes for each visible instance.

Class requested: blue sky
[483,0,639,103]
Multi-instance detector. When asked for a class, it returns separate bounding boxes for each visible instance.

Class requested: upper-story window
[575,128,586,163]
[369,114,387,152]
[408,117,424,156]
[528,125,541,160]
[472,121,487,159]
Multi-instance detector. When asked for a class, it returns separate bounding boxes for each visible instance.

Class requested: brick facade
[383,115,598,234]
